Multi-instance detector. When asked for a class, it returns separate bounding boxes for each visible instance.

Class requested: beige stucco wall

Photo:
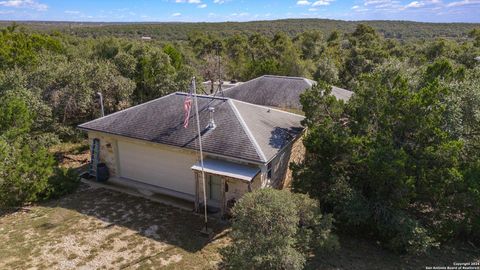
[87,131,264,200]
[225,173,261,203]
[88,131,201,178]
[88,132,119,177]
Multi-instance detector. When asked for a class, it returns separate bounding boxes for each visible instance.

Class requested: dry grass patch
[1,182,477,270]
[0,184,228,270]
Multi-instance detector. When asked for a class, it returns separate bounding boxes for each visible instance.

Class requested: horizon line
[1,18,479,25]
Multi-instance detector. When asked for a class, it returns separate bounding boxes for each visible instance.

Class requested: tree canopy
[0,21,479,257]
[221,188,337,270]
[292,61,480,253]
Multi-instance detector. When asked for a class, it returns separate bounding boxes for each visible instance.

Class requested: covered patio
[191,158,261,217]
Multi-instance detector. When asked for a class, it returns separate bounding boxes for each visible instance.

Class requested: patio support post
[221,177,226,218]
[194,172,199,212]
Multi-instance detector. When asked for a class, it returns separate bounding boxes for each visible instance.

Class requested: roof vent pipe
[207,107,216,130]
[96,92,104,117]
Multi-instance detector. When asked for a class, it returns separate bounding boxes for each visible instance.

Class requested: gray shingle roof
[231,100,304,160]
[223,75,353,109]
[78,92,304,163]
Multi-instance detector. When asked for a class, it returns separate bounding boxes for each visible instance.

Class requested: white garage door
[118,140,196,196]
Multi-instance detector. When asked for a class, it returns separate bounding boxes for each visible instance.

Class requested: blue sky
[0,0,479,23]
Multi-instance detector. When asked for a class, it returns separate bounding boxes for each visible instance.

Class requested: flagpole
[192,77,209,232]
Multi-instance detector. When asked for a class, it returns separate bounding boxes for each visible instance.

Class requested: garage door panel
[118,140,196,195]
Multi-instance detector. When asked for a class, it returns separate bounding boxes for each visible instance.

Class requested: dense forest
[0,19,479,266]
[2,19,480,41]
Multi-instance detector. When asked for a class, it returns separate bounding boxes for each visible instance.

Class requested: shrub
[0,92,33,139]
[221,188,337,270]
[0,138,55,208]
[0,90,77,208]
[41,167,80,200]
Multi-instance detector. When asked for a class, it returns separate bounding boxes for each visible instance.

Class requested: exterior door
[208,175,222,205]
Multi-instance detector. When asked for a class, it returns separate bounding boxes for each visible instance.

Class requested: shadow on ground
[44,183,228,253]
[306,234,480,270]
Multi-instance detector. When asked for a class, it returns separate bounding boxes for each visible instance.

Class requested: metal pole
[192,77,209,230]
[97,92,104,117]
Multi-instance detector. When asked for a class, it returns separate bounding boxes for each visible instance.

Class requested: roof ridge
[78,92,178,128]
[230,98,305,119]
[262,75,310,81]
[175,92,228,100]
[228,99,267,162]
[222,76,262,93]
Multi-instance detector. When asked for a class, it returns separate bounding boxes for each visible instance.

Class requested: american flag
[183,84,193,128]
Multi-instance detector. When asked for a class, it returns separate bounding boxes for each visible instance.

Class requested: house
[224,75,353,110]
[78,92,305,216]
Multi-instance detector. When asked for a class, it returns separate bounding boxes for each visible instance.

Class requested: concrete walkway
[80,177,195,211]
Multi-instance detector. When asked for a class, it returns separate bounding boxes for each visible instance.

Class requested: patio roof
[191,159,260,182]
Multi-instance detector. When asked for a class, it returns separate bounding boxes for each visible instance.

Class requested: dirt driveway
[0,184,228,270]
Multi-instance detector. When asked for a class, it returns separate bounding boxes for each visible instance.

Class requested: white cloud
[402,0,444,9]
[308,7,318,11]
[230,12,249,17]
[446,0,480,7]
[175,0,201,3]
[312,0,334,6]
[297,0,311,5]
[198,3,207,8]
[213,0,225,3]
[406,1,425,7]
[171,12,181,16]
[361,0,404,11]
[364,0,394,5]
[0,0,47,11]
[64,10,81,14]
[352,4,370,11]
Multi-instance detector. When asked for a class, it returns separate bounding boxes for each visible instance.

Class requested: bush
[293,192,339,252]
[41,167,80,200]
[0,92,56,208]
[221,188,337,270]
[0,138,55,208]
[0,89,79,208]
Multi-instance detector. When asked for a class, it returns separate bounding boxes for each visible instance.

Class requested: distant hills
[1,19,479,41]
